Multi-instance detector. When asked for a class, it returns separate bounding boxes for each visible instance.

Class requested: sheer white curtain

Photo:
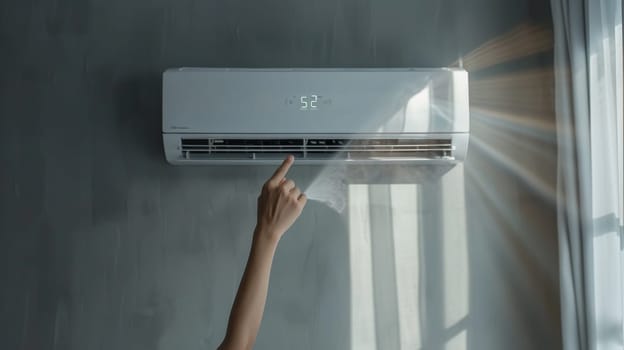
[551,0,623,349]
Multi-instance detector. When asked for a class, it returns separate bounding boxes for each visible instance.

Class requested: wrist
[253,226,281,249]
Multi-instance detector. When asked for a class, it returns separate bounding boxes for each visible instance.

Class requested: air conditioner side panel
[163,133,181,165]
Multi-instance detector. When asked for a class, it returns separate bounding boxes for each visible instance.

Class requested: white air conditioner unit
[163,68,469,165]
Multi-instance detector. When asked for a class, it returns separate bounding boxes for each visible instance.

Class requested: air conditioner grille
[180,138,454,161]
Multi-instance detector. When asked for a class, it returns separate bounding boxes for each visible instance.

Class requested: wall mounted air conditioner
[163,68,469,165]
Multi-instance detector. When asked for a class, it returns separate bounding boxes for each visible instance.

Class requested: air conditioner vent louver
[180,138,455,161]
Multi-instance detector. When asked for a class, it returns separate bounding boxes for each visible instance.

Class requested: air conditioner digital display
[286,95,330,110]
[299,95,319,110]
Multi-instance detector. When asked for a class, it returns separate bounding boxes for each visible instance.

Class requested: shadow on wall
[114,74,166,164]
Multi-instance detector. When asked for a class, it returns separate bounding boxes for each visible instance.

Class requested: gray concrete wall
[0,0,560,349]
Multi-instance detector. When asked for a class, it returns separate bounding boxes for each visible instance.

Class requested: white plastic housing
[163,68,469,165]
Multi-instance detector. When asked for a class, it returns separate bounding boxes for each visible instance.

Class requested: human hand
[255,155,307,243]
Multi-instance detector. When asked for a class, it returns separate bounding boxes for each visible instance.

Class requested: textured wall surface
[0,0,560,349]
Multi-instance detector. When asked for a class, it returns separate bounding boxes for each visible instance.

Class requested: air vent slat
[198,144,452,148]
[180,138,455,161]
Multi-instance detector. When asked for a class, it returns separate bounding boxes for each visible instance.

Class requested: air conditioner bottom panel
[163,133,469,165]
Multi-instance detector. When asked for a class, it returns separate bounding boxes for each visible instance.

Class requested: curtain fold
[551,0,623,349]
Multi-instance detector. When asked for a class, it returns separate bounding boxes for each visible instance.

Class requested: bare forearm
[220,228,278,350]
[219,155,306,350]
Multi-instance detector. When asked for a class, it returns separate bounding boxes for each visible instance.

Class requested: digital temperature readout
[299,95,319,110]
[285,94,330,111]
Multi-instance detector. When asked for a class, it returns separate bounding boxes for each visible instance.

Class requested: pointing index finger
[270,155,294,183]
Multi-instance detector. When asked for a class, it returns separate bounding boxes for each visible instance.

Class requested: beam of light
[405,85,431,131]
[469,68,555,119]
[348,184,377,350]
[446,329,467,350]
[471,112,558,186]
[463,160,564,333]
[464,160,559,292]
[465,67,558,206]
[389,184,422,349]
[453,71,471,131]
[457,23,553,71]
[468,133,557,205]
[430,100,455,126]
[470,106,557,144]
[616,22,623,231]
[440,165,469,336]
[471,106,557,168]
[367,185,401,349]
